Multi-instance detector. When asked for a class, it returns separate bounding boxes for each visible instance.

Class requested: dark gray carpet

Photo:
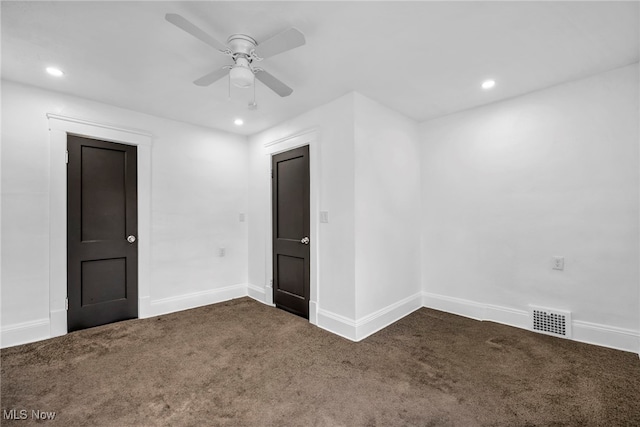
[1,297,639,426]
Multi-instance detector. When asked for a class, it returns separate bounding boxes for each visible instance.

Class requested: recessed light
[482,79,496,90]
[234,118,244,126]
[46,67,64,77]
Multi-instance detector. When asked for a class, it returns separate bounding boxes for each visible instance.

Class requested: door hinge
[65,150,69,164]
[271,169,273,178]
[65,297,68,311]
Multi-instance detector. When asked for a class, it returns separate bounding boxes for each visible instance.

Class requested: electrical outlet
[320,211,329,223]
[552,256,564,270]
[239,213,245,222]
[218,248,226,257]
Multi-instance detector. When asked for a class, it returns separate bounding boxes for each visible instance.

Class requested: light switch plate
[320,211,329,223]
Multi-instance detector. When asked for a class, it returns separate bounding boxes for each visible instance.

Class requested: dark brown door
[67,135,138,332]
[272,145,310,318]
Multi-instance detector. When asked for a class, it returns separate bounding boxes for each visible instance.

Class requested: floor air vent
[529,306,572,339]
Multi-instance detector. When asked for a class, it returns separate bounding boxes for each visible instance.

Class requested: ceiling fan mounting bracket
[226,34,257,56]
[249,51,264,62]
[232,53,253,64]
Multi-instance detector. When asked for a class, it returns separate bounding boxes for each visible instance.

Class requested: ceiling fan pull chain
[250,80,257,110]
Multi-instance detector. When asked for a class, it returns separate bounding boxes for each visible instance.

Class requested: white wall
[248,92,423,340]
[353,94,422,327]
[1,80,249,346]
[419,64,639,352]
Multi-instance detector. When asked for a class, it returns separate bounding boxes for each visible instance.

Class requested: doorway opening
[271,145,310,318]
[262,128,318,324]
[66,135,139,331]
[47,114,152,338]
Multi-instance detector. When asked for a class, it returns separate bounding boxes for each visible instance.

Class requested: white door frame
[47,114,152,337]
[263,128,320,324]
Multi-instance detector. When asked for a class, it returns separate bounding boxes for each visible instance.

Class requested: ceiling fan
[165,13,305,97]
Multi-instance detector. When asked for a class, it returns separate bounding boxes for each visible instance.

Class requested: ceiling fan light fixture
[230,64,254,88]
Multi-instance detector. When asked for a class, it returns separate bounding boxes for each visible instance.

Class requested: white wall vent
[529,305,572,339]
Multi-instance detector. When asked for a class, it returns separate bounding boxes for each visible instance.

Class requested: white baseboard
[264,283,274,305]
[316,308,357,341]
[1,318,50,348]
[317,293,423,342]
[422,292,485,320]
[484,303,530,330]
[573,321,639,353]
[309,300,318,325]
[355,293,423,341]
[147,283,248,317]
[423,292,640,354]
[49,308,67,338]
[139,296,152,318]
[247,284,270,305]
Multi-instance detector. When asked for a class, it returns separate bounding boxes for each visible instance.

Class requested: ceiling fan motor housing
[227,34,257,56]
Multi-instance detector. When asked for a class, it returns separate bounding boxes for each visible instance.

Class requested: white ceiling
[2,1,638,136]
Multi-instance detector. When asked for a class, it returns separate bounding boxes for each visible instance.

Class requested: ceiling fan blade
[193,67,229,86]
[254,28,305,59]
[165,13,228,52]
[255,69,293,97]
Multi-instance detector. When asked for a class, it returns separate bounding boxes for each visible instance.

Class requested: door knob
[300,237,310,245]
[127,235,137,243]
